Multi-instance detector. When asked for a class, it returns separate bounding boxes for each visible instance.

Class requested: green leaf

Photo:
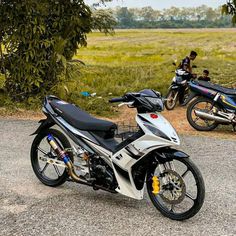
[232,15,236,25]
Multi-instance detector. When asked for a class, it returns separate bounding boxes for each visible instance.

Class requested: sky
[85,0,226,9]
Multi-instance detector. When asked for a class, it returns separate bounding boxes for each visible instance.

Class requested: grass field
[1,29,236,116]
[70,29,236,115]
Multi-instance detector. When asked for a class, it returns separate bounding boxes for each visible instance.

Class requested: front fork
[158,161,175,185]
[152,161,175,195]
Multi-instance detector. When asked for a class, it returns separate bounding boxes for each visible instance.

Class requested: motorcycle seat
[197,81,236,96]
[50,99,117,132]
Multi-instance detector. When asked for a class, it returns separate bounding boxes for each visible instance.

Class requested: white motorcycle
[31,89,205,220]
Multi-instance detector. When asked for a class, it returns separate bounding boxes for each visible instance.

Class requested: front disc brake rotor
[159,169,186,205]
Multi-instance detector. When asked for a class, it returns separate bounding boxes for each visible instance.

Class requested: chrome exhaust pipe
[65,161,87,183]
[194,110,231,123]
[47,134,88,184]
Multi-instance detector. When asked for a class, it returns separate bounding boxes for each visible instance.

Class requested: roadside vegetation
[59,29,236,115]
[112,5,232,28]
[0,29,236,116]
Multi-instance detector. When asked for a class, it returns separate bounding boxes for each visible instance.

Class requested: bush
[0,1,116,101]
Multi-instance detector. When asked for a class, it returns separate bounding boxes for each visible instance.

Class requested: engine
[90,156,117,190]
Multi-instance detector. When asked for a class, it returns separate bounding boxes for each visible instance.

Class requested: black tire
[187,97,219,131]
[147,157,205,221]
[165,90,178,110]
[31,128,72,187]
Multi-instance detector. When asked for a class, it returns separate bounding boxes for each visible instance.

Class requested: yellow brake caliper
[152,176,160,195]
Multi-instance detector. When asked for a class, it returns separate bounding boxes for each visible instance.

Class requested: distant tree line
[108,5,233,28]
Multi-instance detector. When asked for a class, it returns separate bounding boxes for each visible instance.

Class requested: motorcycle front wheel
[165,90,178,110]
[146,157,205,221]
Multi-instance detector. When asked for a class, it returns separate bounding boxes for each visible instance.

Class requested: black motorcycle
[165,68,196,110]
[186,80,236,131]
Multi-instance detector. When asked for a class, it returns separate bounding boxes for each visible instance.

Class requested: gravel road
[0,119,235,236]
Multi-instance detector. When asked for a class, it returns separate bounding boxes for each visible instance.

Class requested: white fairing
[136,113,180,149]
[176,69,188,76]
[111,112,180,200]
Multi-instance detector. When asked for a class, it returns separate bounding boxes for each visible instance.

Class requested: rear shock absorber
[47,134,86,183]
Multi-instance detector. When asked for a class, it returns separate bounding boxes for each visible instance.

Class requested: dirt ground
[0,105,235,140]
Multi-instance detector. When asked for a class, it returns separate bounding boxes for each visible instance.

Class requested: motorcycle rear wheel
[146,157,205,221]
[165,90,178,110]
[187,97,220,131]
[31,128,72,187]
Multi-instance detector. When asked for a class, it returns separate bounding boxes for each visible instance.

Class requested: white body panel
[111,112,180,199]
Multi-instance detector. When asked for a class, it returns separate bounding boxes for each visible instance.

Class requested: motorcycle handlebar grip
[109,97,125,103]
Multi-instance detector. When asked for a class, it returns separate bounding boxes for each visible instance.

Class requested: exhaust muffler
[47,134,87,184]
[194,110,231,124]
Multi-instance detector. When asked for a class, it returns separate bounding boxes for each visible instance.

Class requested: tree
[101,0,236,23]
[205,7,218,21]
[164,7,181,21]
[222,0,236,24]
[139,7,156,22]
[0,0,116,101]
[115,7,135,28]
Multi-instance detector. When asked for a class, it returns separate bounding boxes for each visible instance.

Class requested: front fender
[30,118,54,135]
[153,148,189,163]
[131,148,189,190]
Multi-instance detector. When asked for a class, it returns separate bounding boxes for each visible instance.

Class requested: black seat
[50,99,117,132]
[197,81,236,96]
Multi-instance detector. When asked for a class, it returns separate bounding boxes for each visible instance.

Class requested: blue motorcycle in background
[186,80,236,131]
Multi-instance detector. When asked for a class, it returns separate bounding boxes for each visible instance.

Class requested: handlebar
[109,97,125,103]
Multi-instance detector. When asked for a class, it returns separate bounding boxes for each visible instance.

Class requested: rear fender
[31,118,55,135]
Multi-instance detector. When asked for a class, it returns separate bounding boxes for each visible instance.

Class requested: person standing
[178,51,198,104]
[178,51,198,73]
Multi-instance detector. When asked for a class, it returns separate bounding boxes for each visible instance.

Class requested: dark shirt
[179,56,190,70]
[198,76,211,82]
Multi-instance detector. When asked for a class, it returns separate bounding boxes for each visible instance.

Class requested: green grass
[68,29,236,115]
[1,29,236,116]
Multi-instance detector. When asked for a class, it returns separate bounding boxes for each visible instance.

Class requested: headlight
[145,97,164,111]
[143,122,171,141]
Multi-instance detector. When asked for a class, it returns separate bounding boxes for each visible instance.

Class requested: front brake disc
[159,169,186,205]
